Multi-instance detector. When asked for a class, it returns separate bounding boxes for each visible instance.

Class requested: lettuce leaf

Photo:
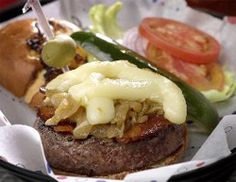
[202,70,236,102]
[89,1,123,39]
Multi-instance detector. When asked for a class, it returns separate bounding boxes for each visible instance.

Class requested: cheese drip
[45,61,187,127]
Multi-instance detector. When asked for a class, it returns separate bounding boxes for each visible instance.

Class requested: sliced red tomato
[146,43,224,91]
[139,17,221,64]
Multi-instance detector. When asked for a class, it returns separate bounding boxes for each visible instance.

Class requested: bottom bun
[34,117,187,179]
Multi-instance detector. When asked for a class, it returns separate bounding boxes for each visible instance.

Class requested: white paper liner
[0,125,48,174]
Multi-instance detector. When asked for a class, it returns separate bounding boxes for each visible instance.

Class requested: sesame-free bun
[0,19,79,103]
[0,19,43,97]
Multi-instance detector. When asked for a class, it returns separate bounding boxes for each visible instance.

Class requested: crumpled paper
[124,115,236,182]
[0,115,48,174]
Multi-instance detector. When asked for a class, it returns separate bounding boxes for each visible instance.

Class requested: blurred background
[0,0,55,22]
[186,0,236,17]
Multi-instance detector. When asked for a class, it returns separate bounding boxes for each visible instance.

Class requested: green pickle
[71,31,220,133]
[42,34,76,68]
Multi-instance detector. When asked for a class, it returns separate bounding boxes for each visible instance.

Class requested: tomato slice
[146,43,224,91]
[139,17,221,64]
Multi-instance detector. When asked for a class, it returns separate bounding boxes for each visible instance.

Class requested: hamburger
[35,60,188,178]
[0,19,86,108]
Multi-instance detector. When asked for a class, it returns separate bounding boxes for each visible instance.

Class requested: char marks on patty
[35,115,186,176]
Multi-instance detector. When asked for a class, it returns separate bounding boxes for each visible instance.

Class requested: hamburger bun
[0,19,80,107]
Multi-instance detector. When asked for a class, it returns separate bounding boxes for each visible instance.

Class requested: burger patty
[35,117,187,177]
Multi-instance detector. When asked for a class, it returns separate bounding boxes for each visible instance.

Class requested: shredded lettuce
[89,1,123,39]
[202,70,236,103]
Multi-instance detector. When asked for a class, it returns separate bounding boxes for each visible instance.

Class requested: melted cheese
[45,61,187,126]
[24,70,45,104]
